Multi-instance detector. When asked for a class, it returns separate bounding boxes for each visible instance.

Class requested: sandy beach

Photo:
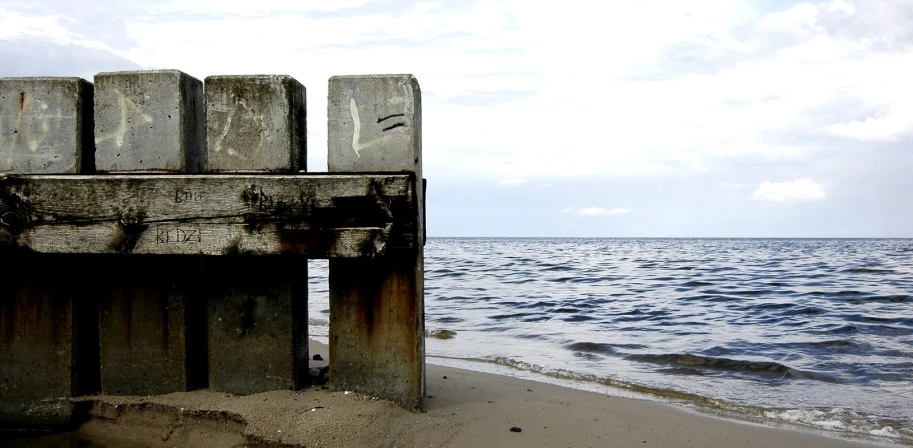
[2,340,893,448]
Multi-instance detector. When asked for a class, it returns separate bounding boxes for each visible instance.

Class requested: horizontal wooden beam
[0,173,417,258]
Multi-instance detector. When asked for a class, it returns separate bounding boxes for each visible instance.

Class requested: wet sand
[2,341,891,447]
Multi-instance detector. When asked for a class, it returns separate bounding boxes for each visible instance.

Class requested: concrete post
[0,77,96,427]
[94,70,204,173]
[93,70,207,395]
[327,75,425,411]
[203,75,309,394]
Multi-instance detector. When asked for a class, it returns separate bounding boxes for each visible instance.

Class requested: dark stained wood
[0,174,417,258]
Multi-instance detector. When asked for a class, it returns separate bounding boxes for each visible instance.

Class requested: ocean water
[307,238,913,444]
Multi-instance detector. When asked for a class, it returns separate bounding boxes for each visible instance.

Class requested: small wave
[845,267,896,274]
[811,324,858,334]
[808,339,858,348]
[566,342,620,355]
[681,280,715,287]
[753,302,795,311]
[858,294,910,303]
[563,315,597,322]
[488,312,539,320]
[518,300,558,309]
[541,264,574,272]
[763,408,912,442]
[835,290,866,295]
[626,353,839,382]
[502,278,537,284]
[551,307,580,314]
[791,306,825,315]
[729,289,767,296]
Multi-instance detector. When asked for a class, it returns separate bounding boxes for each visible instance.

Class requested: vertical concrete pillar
[0,77,96,427]
[93,70,206,395]
[203,75,308,394]
[327,75,425,411]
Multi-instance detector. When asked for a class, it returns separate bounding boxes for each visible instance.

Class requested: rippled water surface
[309,238,913,443]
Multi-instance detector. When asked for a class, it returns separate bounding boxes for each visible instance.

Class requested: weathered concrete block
[204,75,306,172]
[94,70,204,173]
[327,74,425,411]
[0,280,74,427]
[0,77,94,174]
[205,257,308,395]
[328,75,421,176]
[97,256,205,396]
[0,254,99,428]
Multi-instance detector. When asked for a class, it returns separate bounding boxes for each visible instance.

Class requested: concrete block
[204,75,306,172]
[329,254,425,411]
[0,254,98,428]
[205,257,308,395]
[0,77,94,174]
[0,281,74,427]
[327,75,421,177]
[327,74,425,411]
[96,256,204,396]
[94,70,203,173]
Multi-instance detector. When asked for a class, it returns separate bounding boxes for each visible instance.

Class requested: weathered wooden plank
[0,174,417,258]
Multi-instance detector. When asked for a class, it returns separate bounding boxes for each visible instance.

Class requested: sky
[1,0,911,237]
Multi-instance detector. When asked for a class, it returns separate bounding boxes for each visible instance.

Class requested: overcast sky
[2,0,911,237]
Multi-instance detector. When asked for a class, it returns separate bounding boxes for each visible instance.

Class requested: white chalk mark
[213,100,237,154]
[350,98,404,159]
[94,91,153,148]
[213,97,265,159]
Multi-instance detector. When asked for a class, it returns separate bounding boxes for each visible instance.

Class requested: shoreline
[1,340,898,447]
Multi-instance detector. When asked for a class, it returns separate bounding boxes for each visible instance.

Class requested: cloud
[825,103,913,142]
[753,179,827,202]
[561,207,633,216]
[0,40,142,80]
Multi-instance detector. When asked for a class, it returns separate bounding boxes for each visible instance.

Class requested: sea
[307,238,913,445]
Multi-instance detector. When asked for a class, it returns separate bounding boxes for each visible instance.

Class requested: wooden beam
[0,174,417,258]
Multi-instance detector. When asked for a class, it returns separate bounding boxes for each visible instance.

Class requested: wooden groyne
[0,72,426,428]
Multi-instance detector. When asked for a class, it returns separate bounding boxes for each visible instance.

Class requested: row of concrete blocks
[1,70,305,174]
[0,71,426,427]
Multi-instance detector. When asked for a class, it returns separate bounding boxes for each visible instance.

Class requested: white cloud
[825,102,913,142]
[753,179,827,202]
[561,207,633,216]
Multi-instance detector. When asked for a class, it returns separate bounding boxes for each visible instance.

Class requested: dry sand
[2,341,894,447]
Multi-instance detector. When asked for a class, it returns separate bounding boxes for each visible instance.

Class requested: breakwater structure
[0,71,426,428]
